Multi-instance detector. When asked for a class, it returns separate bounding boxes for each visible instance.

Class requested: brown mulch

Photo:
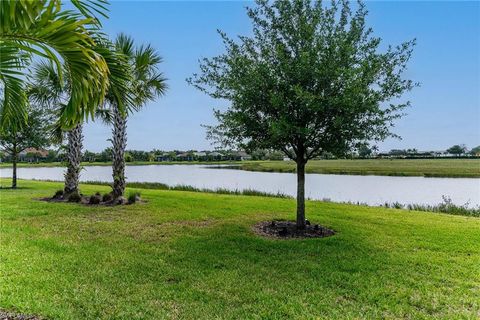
[0,310,43,320]
[253,220,335,239]
[38,195,145,206]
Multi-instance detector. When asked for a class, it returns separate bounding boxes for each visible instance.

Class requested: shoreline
[1,158,479,178]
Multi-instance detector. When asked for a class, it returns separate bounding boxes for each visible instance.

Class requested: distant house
[176,152,193,161]
[156,152,173,162]
[222,151,252,161]
[19,148,49,162]
[207,151,223,161]
[193,151,207,161]
[236,151,252,161]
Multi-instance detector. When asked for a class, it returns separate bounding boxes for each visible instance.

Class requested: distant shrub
[379,196,480,217]
[405,196,480,217]
[67,192,81,203]
[53,189,64,199]
[89,193,102,204]
[128,192,141,204]
[102,193,113,202]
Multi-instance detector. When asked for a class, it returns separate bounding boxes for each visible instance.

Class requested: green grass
[239,159,480,177]
[1,179,479,319]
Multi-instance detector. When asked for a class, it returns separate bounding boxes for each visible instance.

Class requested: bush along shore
[7,179,478,217]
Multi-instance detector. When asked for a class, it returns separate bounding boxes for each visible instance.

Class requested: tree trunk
[12,150,17,189]
[64,123,83,197]
[296,160,306,229]
[111,103,127,200]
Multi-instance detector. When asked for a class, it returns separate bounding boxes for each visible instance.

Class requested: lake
[1,165,479,207]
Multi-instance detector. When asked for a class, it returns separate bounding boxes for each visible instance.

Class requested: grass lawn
[1,179,479,319]
[239,158,480,177]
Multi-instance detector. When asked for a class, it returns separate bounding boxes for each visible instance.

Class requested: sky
[82,0,480,152]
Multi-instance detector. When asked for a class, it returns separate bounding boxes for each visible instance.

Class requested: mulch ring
[0,310,43,320]
[38,194,145,206]
[253,220,335,239]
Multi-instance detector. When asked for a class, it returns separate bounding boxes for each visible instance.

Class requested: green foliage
[102,192,113,202]
[53,189,63,198]
[89,193,102,204]
[0,104,53,159]
[0,0,111,129]
[190,0,417,162]
[127,191,141,204]
[447,144,467,155]
[124,152,133,162]
[66,192,81,203]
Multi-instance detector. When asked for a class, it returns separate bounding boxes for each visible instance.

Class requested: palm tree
[29,61,85,198]
[29,40,131,199]
[0,0,110,133]
[108,34,167,201]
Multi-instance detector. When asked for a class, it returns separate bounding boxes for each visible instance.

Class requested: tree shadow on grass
[126,221,398,317]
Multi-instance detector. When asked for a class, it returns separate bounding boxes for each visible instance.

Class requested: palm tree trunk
[111,103,127,200]
[64,123,83,198]
[296,160,306,229]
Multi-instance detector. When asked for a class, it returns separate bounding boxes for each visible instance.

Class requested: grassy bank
[2,158,479,177]
[239,158,480,177]
[1,179,479,319]
[38,180,477,217]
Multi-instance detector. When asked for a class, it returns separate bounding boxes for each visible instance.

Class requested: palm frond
[0,0,110,129]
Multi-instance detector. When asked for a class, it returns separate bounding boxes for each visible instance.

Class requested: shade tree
[189,0,417,228]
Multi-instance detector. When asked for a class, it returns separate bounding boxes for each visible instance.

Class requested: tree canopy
[190,0,417,227]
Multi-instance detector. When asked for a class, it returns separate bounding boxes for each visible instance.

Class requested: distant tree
[470,146,480,156]
[251,149,268,161]
[83,150,97,162]
[267,150,285,161]
[447,145,467,156]
[0,106,51,188]
[46,150,58,162]
[189,0,417,228]
[148,152,156,162]
[124,152,133,162]
[358,144,372,158]
[389,149,407,156]
[98,148,113,162]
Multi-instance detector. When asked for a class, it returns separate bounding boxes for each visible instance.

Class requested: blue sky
[83,1,480,152]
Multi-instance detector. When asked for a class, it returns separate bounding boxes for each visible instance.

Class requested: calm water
[1,165,479,207]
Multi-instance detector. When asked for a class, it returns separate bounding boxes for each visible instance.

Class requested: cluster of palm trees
[0,0,166,201]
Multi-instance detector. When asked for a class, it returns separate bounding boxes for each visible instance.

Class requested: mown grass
[0,179,479,319]
[238,158,480,178]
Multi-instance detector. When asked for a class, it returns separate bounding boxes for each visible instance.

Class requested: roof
[177,152,190,157]
[20,148,49,157]
[194,152,207,156]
